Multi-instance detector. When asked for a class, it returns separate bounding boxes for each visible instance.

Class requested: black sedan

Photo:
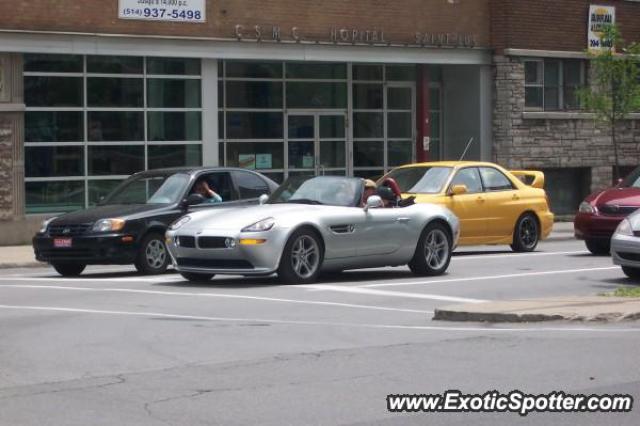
[33,167,278,276]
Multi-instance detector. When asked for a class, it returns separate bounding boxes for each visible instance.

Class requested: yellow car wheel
[511,213,539,252]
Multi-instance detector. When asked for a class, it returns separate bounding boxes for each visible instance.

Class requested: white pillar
[201,59,219,166]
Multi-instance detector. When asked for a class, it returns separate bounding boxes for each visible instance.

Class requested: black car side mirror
[182,193,205,208]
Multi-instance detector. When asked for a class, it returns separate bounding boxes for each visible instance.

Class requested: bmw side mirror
[364,195,384,212]
[259,194,269,205]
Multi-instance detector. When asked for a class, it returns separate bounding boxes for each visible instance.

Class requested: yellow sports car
[378,161,554,251]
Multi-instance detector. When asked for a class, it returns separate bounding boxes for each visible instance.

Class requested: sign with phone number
[118,0,205,23]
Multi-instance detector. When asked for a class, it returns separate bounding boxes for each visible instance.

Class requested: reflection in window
[87,77,144,107]
[87,56,143,74]
[226,81,283,108]
[353,112,383,138]
[148,145,202,169]
[286,82,347,108]
[24,54,82,73]
[26,111,84,142]
[24,77,83,107]
[226,112,283,139]
[88,145,145,176]
[88,180,124,206]
[148,111,202,141]
[147,57,201,75]
[88,111,144,141]
[354,141,384,167]
[25,146,84,178]
[26,181,85,214]
[226,142,284,169]
[147,79,202,108]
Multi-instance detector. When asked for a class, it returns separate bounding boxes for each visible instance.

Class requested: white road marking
[0,304,638,333]
[0,284,431,314]
[358,266,620,288]
[452,250,588,260]
[0,276,183,283]
[299,284,486,303]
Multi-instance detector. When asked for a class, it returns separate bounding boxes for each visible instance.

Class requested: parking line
[358,266,620,289]
[452,250,588,260]
[0,304,638,333]
[0,284,431,314]
[299,285,486,303]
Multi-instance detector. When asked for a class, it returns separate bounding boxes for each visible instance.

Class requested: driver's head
[193,179,213,197]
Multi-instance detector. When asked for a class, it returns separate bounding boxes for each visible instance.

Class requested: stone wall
[493,55,640,193]
[0,53,25,227]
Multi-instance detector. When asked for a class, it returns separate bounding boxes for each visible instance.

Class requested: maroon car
[574,167,640,254]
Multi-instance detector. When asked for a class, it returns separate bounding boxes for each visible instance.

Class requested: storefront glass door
[286,112,347,177]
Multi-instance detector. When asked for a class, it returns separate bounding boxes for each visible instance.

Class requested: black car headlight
[92,219,126,233]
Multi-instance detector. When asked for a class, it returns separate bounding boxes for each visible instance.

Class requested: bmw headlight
[614,219,634,236]
[170,215,191,231]
[92,219,126,233]
[241,217,275,233]
[39,217,57,233]
[578,201,596,214]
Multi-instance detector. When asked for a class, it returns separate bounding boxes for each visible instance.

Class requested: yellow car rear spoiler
[510,170,545,189]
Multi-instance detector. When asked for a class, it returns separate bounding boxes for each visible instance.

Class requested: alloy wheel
[424,228,449,270]
[146,239,167,269]
[290,235,320,279]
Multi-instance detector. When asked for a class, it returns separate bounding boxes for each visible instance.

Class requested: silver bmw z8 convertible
[166,175,460,284]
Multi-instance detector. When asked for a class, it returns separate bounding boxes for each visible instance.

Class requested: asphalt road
[0,238,639,425]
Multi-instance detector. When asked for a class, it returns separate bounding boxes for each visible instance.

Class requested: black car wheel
[622,266,640,280]
[180,272,215,282]
[409,222,452,276]
[510,213,539,252]
[135,233,169,275]
[52,263,86,277]
[278,229,323,284]
[585,239,610,255]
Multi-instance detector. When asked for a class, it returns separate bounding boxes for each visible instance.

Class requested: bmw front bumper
[611,233,640,268]
[166,228,289,276]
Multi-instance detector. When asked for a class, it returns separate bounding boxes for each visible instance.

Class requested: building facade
[0,0,638,243]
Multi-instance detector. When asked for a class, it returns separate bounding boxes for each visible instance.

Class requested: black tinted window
[233,171,270,199]
[479,167,514,191]
[195,172,236,202]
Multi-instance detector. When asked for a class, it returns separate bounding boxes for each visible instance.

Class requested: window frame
[448,167,484,194]
[524,58,586,112]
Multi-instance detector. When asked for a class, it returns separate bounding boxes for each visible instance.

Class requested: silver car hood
[182,203,330,231]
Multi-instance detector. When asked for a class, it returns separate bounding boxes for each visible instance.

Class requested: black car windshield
[101,173,190,205]
[382,167,452,194]
[268,176,363,207]
[621,166,640,188]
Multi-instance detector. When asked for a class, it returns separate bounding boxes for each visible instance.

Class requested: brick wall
[493,55,640,193]
[0,0,491,47]
[491,0,640,52]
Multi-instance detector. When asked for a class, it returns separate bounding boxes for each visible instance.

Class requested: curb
[0,262,46,269]
[433,308,640,323]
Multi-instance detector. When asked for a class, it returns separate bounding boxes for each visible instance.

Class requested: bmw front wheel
[278,229,323,284]
[409,222,452,276]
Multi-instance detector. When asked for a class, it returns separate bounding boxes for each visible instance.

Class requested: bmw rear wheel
[135,233,169,275]
[409,222,452,276]
[278,229,323,284]
[622,266,640,280]
[511,213,539,252]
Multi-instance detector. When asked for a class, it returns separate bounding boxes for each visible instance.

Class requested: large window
[524,59,585,111]
[24,54,203,213]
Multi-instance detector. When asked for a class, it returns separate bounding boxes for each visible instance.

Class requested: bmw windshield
[382,167,452,194]
[268,176,363,207]
[101,173,190,205]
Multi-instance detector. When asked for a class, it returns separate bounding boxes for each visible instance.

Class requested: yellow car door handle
[476,197,485,203]
[512,194,520,200]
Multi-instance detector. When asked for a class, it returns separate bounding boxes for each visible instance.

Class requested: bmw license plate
[53,238,72,248]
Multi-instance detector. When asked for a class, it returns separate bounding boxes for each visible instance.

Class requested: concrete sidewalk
[0,222,577,269]
[434,297,640,323]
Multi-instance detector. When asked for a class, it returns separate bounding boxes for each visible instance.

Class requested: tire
[180,272,215,282]
[52,262,86,277]
[622,266,640,280]
[409,222,452,276]
[134,233,169,275]
[585,239,610,255]
[278,228,323,284]
[510,213,539,252]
